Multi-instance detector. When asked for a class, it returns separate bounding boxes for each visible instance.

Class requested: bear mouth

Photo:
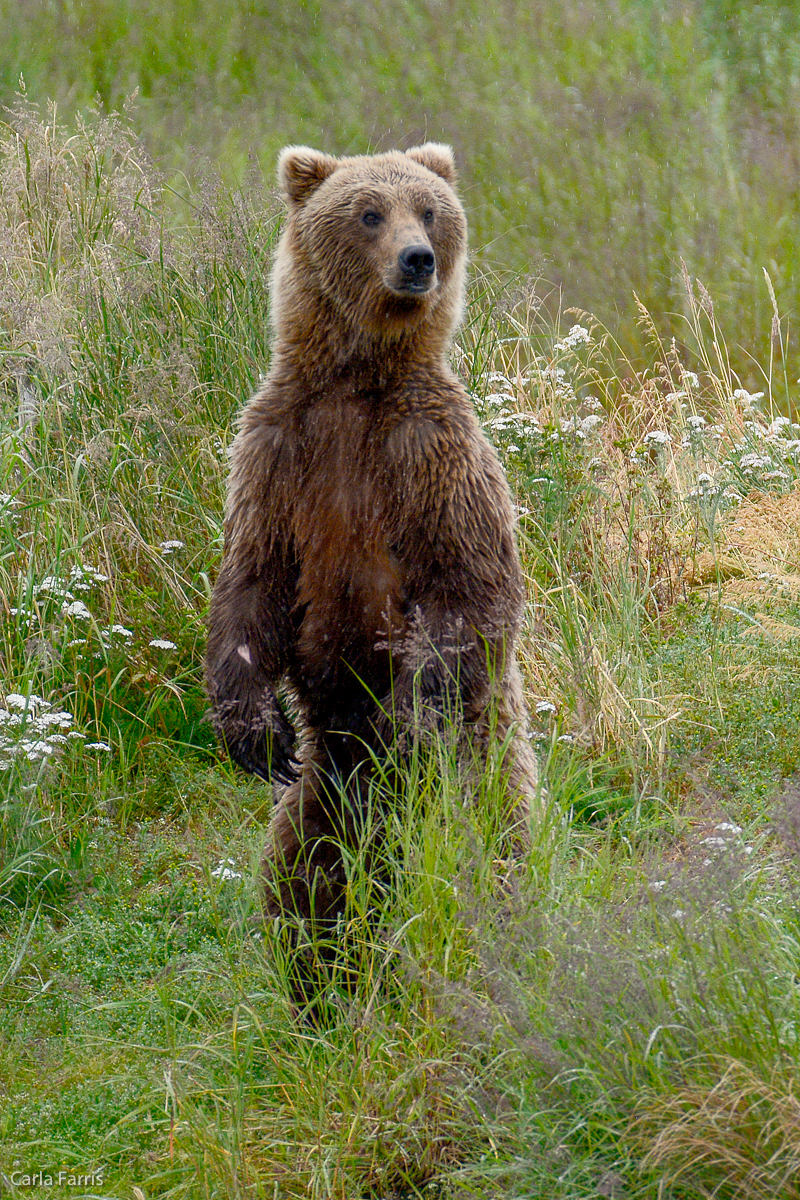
[401,279,435,295]
[385,275,438,298]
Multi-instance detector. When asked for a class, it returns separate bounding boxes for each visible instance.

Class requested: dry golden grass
[631,1058,800,1199]
[704,486,800,598]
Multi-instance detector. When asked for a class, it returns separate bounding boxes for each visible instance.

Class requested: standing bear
[206,142,540,927]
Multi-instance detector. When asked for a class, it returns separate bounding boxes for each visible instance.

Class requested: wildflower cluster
[528,699,559,745]
[680,389,800,505]
[723,401,800,490]
[477,326,607,476]
[1,556,187,766]
[623,376,800,515]
[11,563,118,652]
[211,858,243,883]
[0,691,108,771]
[8,560,178,663]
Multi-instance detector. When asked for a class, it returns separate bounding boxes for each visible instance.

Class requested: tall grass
[3,102,800,1199]
[3,0,800,383]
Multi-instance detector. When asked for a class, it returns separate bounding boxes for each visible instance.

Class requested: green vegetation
[3,12,800,1198]
[4,0,800,381]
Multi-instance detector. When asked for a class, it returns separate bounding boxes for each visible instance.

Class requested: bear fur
[206,142,540,928]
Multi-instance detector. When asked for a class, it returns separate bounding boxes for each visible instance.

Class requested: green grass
[3,93,800,1200]
[4,0,800,386]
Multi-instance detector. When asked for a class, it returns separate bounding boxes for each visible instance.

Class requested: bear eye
[422,209,434,224]
[362,210,383,227]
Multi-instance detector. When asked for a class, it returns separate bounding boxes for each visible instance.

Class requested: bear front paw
[211,694,298,786]
[229,725,299,786]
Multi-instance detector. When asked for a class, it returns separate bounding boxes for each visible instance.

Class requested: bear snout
[396,243,437,293]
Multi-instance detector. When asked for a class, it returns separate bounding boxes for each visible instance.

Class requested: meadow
[3,2,800,1197]
[4,0,800,381]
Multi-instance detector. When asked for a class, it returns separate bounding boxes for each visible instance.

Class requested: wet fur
[206,144,539,927]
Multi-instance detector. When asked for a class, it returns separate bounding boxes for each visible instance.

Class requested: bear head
[271,143,468,361]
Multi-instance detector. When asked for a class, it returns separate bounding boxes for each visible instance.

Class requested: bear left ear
[405,143,457,185]
[278,145,340,206]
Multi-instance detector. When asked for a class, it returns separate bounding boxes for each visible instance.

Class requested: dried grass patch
[631,1059,800,1199]
[687,486,800,612]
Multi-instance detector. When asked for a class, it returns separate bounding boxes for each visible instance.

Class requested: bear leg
[261,739,365,927]
[262,744,374,1019]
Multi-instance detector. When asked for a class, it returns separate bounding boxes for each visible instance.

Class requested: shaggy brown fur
[206,142,539,927]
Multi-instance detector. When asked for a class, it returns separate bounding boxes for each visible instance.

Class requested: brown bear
[206,142,540,929]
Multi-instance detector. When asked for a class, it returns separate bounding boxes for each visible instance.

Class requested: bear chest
[291,447,407,666]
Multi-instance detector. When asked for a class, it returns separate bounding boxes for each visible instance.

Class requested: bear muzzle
[390,243,438,295]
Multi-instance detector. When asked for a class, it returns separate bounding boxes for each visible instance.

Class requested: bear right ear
[405,143,457,185]
[278,146,340,205]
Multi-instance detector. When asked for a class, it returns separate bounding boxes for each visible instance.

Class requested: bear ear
[405,142,457,185]
[278,145,340,206]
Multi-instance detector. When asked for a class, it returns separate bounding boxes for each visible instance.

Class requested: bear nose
[398,244,436,278]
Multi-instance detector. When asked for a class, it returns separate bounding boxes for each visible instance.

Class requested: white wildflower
[648,880,668,893]
[644,430,670,446]
[24,741,56,760]
[553,324,591,352]
[35,576,70,598]
[490,412,539,432]
[108,624,134,639]
[85,741,112,752]
[681,370,700,388]
[732,388,765,405]
[71,564,109,585]
[665,391,686,404]
[739,453,773,471]
[485,391,516,409]
[212,858,243,882]
[560,415,586,438]
[159,540,185,555]
[149,639,177,650]
[579,414,604,435]
[535,700,557,715]
[686,414,706,430]
[61,600,92,620]
[35,711,73,729]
